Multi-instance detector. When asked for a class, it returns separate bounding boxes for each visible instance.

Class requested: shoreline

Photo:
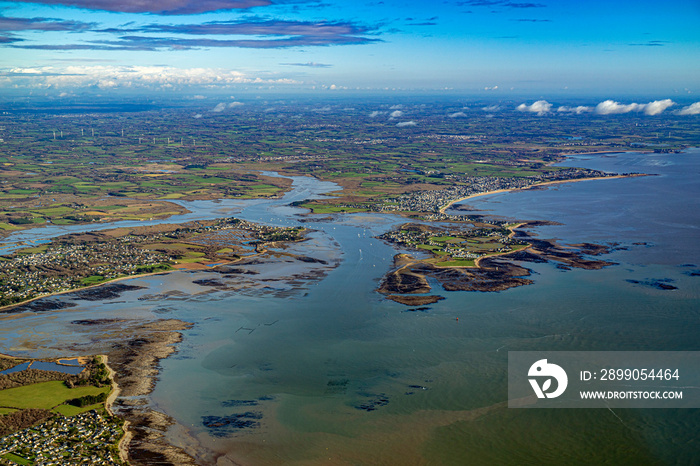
[102,354,132,464]
[557,149,653,156]
[438,174,644,214]
[0,270,174,314]
[0,245,279,314]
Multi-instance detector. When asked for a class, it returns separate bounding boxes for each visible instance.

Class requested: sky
[0,0,698,97]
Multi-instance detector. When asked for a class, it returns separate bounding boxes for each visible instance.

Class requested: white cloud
[595,100,642,114]
[193,114,203,119]
[390,104,403,109]
[642,99,674,115]
[595,99,675,115]
[369,110,384,118]
[482,105,501,112]
[516,100,552,116]
[484,85,498,91]
[212,101,243,112]
[389,110,404,118]
[396,121,416,127]
[557,105,592,114]
[677,102,700,115]
[1,65,300,90]
[448,112,467,118]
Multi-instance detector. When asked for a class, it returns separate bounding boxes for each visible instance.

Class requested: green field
[2,106,696,232]
[0,381,109,411]
[299,203,370,214]
[80,275,105,285]
[435,258,476,267]
[53,402,106,417]
[2,452,31,465]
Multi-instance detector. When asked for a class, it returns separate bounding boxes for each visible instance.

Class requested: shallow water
[1,151,699,464]
[29,361,85,375]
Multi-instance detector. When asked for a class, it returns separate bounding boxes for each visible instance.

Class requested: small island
[377,220,616,302]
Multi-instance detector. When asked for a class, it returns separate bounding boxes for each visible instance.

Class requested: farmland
[1,99,698,234]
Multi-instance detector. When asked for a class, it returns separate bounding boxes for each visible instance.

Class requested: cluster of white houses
[0,410,121,465]
[382,168,617,213]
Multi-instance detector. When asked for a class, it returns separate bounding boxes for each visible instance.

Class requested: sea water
[150,150,700,464]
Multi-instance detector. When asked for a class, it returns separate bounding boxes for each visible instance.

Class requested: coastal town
[0,240,170,306]
[0,217,306,308]
[381,168,626,213]
[299,167,631,215]
[0,410,123,465]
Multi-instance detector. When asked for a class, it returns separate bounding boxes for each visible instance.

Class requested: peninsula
[0,218,307,311]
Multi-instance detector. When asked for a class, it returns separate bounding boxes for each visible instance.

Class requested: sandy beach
[438,174,643,214]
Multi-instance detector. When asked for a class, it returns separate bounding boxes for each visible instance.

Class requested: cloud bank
[280,62,332,68]
[516,100,551,115]
[677,102,700,115]
[558,105,592,114]
[595,99,675,115]
[7,0,271,15]
[515,98,685,117]
[5,17,381,51]
[140,20,373,37]
[0,65,298,90]
[0,15,95,32]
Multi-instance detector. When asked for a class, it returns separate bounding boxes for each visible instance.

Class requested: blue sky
[0,0,698,96]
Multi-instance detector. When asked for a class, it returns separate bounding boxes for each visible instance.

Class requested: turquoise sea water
[1,150,699,464]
